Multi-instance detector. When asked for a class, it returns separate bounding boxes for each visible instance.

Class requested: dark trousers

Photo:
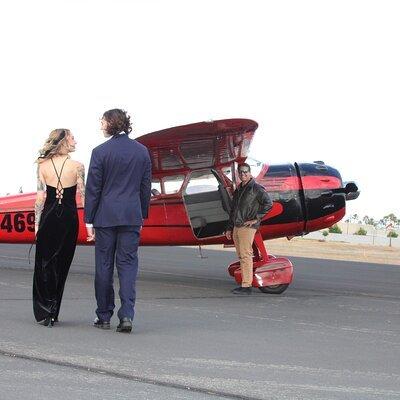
[94,226,141,322]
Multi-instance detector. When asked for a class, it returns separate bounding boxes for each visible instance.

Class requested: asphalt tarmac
[0,243,400,400]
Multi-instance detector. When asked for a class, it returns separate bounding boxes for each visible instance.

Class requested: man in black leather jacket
[225,163,272,295]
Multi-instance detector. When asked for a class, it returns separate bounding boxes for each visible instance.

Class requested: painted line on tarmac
[2,350,400,399]
[0,349,261,400]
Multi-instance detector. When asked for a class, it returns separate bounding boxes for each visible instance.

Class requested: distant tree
[354,227,367,236]
[386,213,398,222]
[385,213,399,227]
[378,214,399,229]
[363,215,376,226]
[387,231,398,238]
[329,224,342,234]
[344,218,351,234]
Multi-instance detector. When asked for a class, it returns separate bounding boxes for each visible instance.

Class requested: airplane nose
[295,161,352,232]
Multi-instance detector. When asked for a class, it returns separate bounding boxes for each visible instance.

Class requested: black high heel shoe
[41,316,55,327]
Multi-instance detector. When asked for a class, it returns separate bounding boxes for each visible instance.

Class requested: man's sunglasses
[238,169,250,175]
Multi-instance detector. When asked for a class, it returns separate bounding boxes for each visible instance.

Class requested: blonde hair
[37,129,71,163]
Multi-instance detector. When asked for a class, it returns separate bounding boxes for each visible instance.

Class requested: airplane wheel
[258,284,289,294]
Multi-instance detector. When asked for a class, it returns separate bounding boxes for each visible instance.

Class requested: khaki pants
[232,226,256,287]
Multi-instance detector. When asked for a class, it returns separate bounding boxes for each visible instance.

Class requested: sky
[0,0,399,221]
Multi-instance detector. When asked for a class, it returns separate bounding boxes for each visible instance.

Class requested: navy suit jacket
[84,134,151,228]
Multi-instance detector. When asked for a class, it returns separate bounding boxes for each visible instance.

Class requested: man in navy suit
[85,109,151,333]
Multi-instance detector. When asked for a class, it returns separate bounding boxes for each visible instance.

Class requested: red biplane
[0,119,359,294]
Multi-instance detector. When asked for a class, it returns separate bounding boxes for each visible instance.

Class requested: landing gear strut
[227,232,293,294]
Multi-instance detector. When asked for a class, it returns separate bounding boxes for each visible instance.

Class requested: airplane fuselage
[0,161,352,246]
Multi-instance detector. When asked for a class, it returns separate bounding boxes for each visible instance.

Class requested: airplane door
[210,168,233,215]
[183,169,231,239]
[148,178,167,224]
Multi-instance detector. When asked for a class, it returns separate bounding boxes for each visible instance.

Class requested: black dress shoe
[116,317,133,333]
[231,286,252,295]
[93,317,110,330]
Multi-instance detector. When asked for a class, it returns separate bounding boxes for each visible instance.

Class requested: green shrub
[387,231,399,238]
[322,230,329,237]
[354,227,367,236]
[329,224,342,234]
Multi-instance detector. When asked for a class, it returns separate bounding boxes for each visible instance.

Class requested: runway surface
[0,243,400,400]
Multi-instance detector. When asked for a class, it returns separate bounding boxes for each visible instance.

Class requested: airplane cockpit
[183,168,232,239]
[149,158,266,239]
[139,119,262,240]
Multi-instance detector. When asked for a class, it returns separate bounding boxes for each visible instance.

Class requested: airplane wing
[136,119,258,174]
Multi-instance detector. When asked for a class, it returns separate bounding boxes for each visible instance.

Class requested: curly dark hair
[102,109,132,136]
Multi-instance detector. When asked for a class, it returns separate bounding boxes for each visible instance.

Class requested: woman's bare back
[39,156,80,188]
[37,157,85,208]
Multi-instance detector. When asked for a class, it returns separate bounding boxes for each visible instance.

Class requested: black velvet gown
[33,184,79,323]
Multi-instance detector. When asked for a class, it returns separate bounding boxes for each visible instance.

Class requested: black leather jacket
[226,178,272,231]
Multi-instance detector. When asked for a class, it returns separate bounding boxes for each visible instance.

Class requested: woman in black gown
[33,129,86,327]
